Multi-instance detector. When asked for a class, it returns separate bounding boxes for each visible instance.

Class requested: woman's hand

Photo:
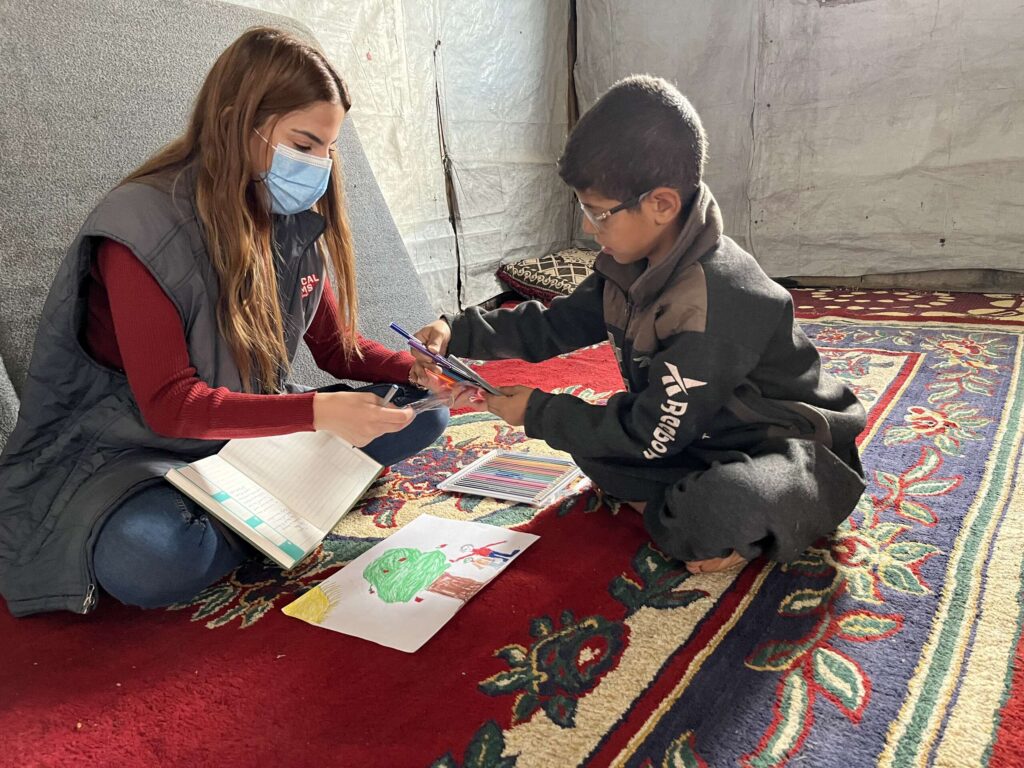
[450,383,487,410]
[312,391,414,446]
[405,370,487,411]
[409,364,452,392]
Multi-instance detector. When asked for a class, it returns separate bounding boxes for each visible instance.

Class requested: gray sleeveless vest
[0,167,326,616]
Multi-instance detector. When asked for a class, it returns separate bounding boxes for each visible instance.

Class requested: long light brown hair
[125,27,358,393]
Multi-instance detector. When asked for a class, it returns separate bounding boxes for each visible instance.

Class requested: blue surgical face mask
[255,129,332,215]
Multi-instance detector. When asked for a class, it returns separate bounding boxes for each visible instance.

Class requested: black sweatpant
[585,437,866,563]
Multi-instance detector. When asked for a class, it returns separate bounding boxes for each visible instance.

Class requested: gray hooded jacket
[448,185,866,560]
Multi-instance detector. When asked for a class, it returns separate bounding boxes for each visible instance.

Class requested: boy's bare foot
[617,500,746,574]
[685,551,747,574]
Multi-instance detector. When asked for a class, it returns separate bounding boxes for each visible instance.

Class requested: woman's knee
[411,405,449,449]
[94,490,245,609]
[360,403,449,466]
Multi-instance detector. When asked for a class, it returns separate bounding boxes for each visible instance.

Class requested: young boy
[412,75,867,574]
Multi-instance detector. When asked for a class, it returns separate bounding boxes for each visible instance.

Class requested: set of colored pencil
[439,450,582,506]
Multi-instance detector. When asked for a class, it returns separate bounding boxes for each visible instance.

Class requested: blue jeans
[94,384,447,609]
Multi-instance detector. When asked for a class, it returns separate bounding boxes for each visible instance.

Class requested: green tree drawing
[363,547,450,603]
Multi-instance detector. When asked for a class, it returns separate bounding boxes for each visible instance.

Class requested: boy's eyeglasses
[578,190,652,230]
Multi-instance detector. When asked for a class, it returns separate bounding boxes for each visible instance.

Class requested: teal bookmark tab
[280,541,305,561]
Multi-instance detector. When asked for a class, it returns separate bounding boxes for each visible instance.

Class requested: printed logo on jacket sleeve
[644,362,706,459]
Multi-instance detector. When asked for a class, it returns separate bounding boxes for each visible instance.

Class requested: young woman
[0,27,447,616]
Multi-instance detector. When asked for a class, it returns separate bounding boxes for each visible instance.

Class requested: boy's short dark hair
[558,75,708,204]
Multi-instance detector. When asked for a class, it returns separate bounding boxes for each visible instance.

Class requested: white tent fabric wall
[231,0,571,313]
[576,0,1024,278]
[439,2,572,307]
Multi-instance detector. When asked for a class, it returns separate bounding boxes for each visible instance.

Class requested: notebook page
[177,457,323,560]
[220,431,382,532]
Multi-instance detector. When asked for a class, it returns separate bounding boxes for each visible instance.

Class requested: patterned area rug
[3,289,1024,767]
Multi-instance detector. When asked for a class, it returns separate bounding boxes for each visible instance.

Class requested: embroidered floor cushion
[497,247,597,302]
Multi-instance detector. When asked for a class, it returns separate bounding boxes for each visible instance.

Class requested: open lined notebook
[166,431,382,569]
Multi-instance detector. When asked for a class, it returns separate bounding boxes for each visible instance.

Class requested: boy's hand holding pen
[397,320,490,409]
[400,320,535,423]
[414,320,452,359]
[406,319,454,388]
